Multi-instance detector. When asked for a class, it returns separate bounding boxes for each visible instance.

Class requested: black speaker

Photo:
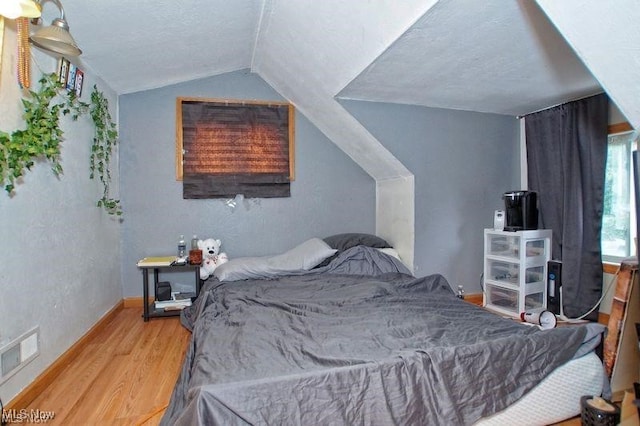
[157,281,172,301]
[547,260,562,315]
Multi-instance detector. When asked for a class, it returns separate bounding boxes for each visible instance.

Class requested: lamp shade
[30,17,81,56]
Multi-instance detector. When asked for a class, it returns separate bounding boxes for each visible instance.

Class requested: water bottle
[191,235,198,250]
[178,235,186,259]
[457,285,465,300]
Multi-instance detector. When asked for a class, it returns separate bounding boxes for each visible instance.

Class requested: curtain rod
[516,91,606,119]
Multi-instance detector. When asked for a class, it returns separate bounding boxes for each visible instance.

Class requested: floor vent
[0,327,39,384]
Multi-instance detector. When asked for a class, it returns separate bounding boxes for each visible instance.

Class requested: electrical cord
[557,262,622,322]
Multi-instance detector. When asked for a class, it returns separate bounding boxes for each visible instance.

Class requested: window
[602,123,637,261]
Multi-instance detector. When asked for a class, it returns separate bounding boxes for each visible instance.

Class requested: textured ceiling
[54,0,603,117]
[339,0,602,116]
[59,0,261,94]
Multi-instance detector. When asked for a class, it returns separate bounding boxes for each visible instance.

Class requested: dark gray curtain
[525,94,608,320]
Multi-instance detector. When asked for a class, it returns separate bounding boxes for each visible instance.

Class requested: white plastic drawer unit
[484,284,545,315]
[485,284,519,314]
[525,239,546,258]
[483,229,552,317]
[487,260,519,285]
[486,234,521,259]
[524,291,544,311]
[485,233,547,261]
[525,266,545,285]
[487,261,545,286]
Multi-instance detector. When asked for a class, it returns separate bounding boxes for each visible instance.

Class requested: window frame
[602,121,636,264]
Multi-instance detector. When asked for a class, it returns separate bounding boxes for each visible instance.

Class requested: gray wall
[0,26,121,402]
[342,100,520,292]
[119,71,520,297]
[119,70,376,296]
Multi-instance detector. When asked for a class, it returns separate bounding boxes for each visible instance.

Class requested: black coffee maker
[502,190,538,231]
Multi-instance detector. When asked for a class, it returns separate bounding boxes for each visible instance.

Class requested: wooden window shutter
[177,98,295,199]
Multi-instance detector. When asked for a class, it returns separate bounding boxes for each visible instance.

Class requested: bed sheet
[162,247,602,425]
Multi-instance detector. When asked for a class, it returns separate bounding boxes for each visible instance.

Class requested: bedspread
[161,249,597,425]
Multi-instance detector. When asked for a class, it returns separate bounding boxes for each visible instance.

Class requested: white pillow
[214,238,337,281]
[268,237,337,270]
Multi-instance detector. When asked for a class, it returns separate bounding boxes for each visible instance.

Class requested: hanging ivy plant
[89,85,122,216]
[0,73,122,216]
[0,73,86,194]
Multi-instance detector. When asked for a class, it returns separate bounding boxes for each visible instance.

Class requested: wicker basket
[580,395,620,426]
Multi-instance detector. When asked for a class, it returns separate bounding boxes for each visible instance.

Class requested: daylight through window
[602,127,637,261]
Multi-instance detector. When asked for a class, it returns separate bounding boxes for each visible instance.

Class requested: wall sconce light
[0,0,42,19]
[30,0,81,57]
[0,0,43,89]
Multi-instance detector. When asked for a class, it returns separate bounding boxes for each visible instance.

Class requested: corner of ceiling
[334,0,439,104]
[248,1,433,269]
[250,0,272,76]
[535,0,640,130]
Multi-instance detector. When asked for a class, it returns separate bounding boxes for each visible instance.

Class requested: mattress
[477,352,604,425]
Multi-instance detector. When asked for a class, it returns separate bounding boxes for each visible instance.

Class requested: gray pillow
[269,237,338,270]
[323,233,391,251]
[214,238,337,281]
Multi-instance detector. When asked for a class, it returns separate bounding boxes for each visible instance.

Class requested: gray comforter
[161,247,601,425]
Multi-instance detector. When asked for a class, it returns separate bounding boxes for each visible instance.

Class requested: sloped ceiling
[48,0,639,175]
[55,0,606,118]
[250,0,437,180]
[62,0,262,94]
[339,0,602,117]
[535,0,640,130]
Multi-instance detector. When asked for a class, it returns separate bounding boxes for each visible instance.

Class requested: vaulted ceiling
[49,0,638,170]
[57,0,604,116]
[45,0,639,156]
[339,0,601,116]
[30,0,638,268]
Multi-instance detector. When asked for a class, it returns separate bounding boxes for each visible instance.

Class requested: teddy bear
[198,238,229,280]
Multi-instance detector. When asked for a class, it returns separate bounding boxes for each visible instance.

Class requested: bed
[161,236,606,425]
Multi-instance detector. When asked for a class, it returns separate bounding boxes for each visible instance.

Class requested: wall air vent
[0,327,39,384]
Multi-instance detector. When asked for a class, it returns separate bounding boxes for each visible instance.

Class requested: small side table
[139,263,202,322]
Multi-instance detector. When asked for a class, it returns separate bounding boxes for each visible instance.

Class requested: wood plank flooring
[11,306,583,426]
[16,308,190,425]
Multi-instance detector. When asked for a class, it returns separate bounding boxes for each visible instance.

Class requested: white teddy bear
[198,238,229,280]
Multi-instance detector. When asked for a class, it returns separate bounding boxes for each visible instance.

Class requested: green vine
[0,73,86,194]
[89,86,122,216]
[0,73,123,216]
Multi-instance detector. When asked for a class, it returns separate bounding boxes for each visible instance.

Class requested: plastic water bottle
[178,235,186,259]
[457,285,465,300]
